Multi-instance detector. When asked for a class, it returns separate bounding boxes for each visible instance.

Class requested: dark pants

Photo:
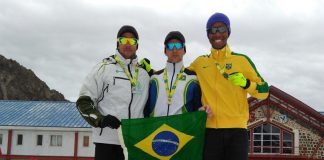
[95,143,125,160]
[203,128,248,160]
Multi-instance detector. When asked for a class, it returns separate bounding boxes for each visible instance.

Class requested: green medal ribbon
[114,55,139,88]
[164,66,185,105]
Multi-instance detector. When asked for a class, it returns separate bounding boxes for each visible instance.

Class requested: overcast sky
[1,0,323,111]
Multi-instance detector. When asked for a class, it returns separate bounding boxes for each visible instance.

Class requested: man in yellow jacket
[188,12,269,160]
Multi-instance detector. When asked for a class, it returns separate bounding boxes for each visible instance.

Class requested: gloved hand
[100,114,121,129]
[140,58,152,73]
[228,72,249,88]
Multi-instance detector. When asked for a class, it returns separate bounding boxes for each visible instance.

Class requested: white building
[0,100,94,159]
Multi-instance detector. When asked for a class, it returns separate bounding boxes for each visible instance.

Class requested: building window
[50,135,62,146]
[250,123,293,154]
[283,131,293,153]
[17,134,23,145]
[37,135,43,146]
[83,136,89,147]
[0,134,3,145]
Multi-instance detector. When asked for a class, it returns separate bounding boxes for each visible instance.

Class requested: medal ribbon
[164,66,185,105]
[114,55,139,87]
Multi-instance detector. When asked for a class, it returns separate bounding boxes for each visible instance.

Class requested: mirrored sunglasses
[166,42,183,50]
[209,26,228,34]
[117,37,138,45]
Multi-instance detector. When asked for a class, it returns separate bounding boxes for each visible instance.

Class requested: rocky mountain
[0,54,66,101]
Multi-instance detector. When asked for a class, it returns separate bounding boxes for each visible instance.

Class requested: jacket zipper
[128,61,134,119]
[98,61,134,136]
[167,63,176,116]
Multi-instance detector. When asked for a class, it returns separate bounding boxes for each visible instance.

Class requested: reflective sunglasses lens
[167,43,175,50]
[211,26,227,34]
[174,42,183,49]
[218,26,227,33]
[128,38,136,45]
[167,43,183,50]
[117,37,138,45]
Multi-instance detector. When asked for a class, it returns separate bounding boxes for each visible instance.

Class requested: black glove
[100,114,121,129]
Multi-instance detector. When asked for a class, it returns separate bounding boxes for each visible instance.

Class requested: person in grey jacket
[76,25,150,160]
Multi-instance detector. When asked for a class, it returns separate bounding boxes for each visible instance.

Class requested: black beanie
[117,25,139,39]
[164,31,185,45]
[164,31,186,52]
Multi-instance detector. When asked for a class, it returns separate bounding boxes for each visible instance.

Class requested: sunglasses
[209,26,228,34]
[117,37,138,45]
[166,42,183,50]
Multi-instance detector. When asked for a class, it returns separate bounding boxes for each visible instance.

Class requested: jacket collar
[211,44,232,60]
[115,50,138,66]
[165,61,184,73]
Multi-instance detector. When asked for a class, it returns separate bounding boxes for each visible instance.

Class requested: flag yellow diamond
[134,124,194,160]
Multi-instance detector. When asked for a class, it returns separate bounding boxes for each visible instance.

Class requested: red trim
[249,99,268,112]
[74,131,78,160]
[261,106,274,121]
[249,154,310,160]
[270,86,322,121]
[2,155,93,160]
[248,120,264,130]
[270,120,293,131]
[7,129,12,158]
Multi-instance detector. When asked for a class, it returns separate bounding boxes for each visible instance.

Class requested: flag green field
[118,111,207,160]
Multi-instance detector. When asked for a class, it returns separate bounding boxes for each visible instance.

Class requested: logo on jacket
[116,69,124,73]
[225,63,232,70]
[180,75,186,81]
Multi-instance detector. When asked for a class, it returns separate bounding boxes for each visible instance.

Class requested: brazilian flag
[118,111,206,160]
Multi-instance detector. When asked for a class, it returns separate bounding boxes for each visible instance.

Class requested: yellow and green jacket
[188,44,269,129]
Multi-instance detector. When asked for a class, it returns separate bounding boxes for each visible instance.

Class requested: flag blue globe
[152,131,179,156]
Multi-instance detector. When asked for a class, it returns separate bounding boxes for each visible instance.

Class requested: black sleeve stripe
[154,69,164,75]
[184,68,197,75]
[104,55,117,64]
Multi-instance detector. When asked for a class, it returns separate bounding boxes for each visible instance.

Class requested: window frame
[248,122,294,154]
[83,136,89,147]
[0,134,3,145]
[50,135,63,147]
[37,135,43,146]
[17,134,23,145]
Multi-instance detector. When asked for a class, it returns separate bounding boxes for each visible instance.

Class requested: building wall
[0,129,8,154]
[298,128,323,159]
[0,128,94,157]
[250,105,324,159]
[11,130,75,156]
[78,131,94,157]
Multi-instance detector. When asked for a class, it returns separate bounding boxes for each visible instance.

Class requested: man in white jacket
[76,25,150,160]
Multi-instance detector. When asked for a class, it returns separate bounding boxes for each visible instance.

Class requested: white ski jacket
[78,51,150,145]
